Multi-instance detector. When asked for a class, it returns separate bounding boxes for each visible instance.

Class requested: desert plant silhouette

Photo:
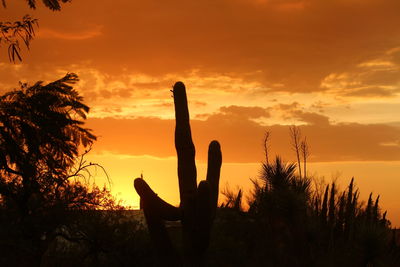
[134,81,222,266]
[0,73,121,266]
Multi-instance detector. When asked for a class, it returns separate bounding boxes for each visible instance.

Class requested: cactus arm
[196,180,212,255]
[134,178,181,221]
[206,140,222,219]
[134,178,181,265]
[138,195,180,264]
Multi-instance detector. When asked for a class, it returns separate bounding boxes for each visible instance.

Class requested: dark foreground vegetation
[2,174,399,267]
[0,76,399,266]
[213,158,400,266]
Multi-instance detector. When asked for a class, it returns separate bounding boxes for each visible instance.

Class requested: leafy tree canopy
[0,73,99,215]
[1,0,72,62]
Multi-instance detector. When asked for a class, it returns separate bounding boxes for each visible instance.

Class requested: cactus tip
[209,140,221,150]
[173,81,185,92]
[134,177,146,194]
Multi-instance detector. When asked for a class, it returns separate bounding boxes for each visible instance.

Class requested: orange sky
[1,0,400,225]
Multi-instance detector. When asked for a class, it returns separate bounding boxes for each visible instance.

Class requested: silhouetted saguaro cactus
[134,81,222,266]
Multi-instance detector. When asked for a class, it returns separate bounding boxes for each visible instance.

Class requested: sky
[1,0,400,225]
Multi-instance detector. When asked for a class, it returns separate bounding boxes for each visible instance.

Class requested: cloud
[276,1,307,10]
[278,102,300,111]
[196,105,270,122]
[291,111,330,125]
[219,105,270,118]
[275,102,329,125]
[2,0,400,159]
[344,87,396,97]
[4,0,400,94]
[321,48,400,97]
[37,26,103,40]
[86,113,400,163]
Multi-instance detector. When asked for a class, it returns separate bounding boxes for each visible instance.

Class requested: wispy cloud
[86,114,400,163]
[5,0,400,94]
[37,26,103,40]
[321,47,400,97]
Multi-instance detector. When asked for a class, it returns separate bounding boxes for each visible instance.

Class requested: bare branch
[289,125,302,178]
[1,164,23,176]
[263,131,271,165]
[300,137,310,178]
[66,146,111,189]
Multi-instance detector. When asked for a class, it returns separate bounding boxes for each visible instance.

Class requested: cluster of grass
[210,156,400,266]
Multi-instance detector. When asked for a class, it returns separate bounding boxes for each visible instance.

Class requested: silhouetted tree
[0,73,117,265]
[0,73,96,214]
[1,0,71,62]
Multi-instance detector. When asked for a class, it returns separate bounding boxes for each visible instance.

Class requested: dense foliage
[0,73,96,215]
[213,157,400,266]
[0,74,148,266]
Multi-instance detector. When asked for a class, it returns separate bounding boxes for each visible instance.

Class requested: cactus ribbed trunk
[134,82,222,266]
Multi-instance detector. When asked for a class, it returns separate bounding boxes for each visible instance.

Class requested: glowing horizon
[2,0,400,225]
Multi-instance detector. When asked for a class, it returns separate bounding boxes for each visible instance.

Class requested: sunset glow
[1,0,400,226]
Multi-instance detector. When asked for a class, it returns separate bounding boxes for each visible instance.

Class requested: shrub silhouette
[0,73,96,216]
[134,81,222,266]
[0,73,120,265]
[214,153,400,266]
